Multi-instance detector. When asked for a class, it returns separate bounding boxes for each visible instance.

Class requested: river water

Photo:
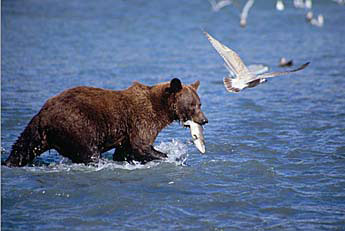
[1,0,345,230]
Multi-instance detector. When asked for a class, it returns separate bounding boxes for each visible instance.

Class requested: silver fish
[184,120,206,154]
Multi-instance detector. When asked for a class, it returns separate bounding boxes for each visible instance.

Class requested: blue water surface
[2,0,345,230]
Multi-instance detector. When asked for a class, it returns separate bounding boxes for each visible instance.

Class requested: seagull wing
[247,64,269,75]
[253,62,309,80]
[204,31,251,79]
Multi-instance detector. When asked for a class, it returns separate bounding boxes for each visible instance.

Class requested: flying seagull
[204,31,310,93]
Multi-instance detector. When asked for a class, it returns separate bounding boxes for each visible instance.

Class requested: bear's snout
[201,118,208,125]
[193,112,208,125]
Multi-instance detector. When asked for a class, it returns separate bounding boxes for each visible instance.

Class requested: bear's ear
[167,78,182,94]
[191,80,200,91]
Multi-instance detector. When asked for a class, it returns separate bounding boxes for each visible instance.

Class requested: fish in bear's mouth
[183,120,206,154]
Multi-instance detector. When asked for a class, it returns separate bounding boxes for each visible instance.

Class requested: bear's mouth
[183,120,190,128]
[183,120,204,127]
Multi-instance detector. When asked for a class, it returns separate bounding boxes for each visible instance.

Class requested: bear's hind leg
[4,116,49,167]
[56,145,100,165]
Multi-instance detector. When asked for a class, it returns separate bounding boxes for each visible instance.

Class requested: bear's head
[166,78,208,126]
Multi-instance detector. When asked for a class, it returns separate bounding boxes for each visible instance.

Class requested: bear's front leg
[129,133,167,163]
[149,146,168,160]
[133,145,167,164]
[113,145,166,164]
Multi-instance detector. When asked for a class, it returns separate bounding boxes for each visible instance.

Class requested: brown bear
[4,78,208,167]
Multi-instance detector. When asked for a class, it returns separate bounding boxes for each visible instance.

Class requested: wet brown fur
[4,78,207,166]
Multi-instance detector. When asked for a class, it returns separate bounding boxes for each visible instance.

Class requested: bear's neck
[149,84,176,129]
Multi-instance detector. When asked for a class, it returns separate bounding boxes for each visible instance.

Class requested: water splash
[155,139,189,165]
[22,139,188,173]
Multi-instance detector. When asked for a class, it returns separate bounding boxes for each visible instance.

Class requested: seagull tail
[223,77,240,93]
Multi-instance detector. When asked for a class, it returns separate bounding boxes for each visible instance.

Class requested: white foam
[155,139,189,165]
[23,139,188,173]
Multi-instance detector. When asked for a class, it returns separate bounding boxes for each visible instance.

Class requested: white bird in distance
[204,31,310,93]
[305,0,312,9]
[240,0,255,27]
[294,0,304,8]
[276,0,285,11]
[306,11,324,27]
[294,0,312,9]
[333,0,345,5]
